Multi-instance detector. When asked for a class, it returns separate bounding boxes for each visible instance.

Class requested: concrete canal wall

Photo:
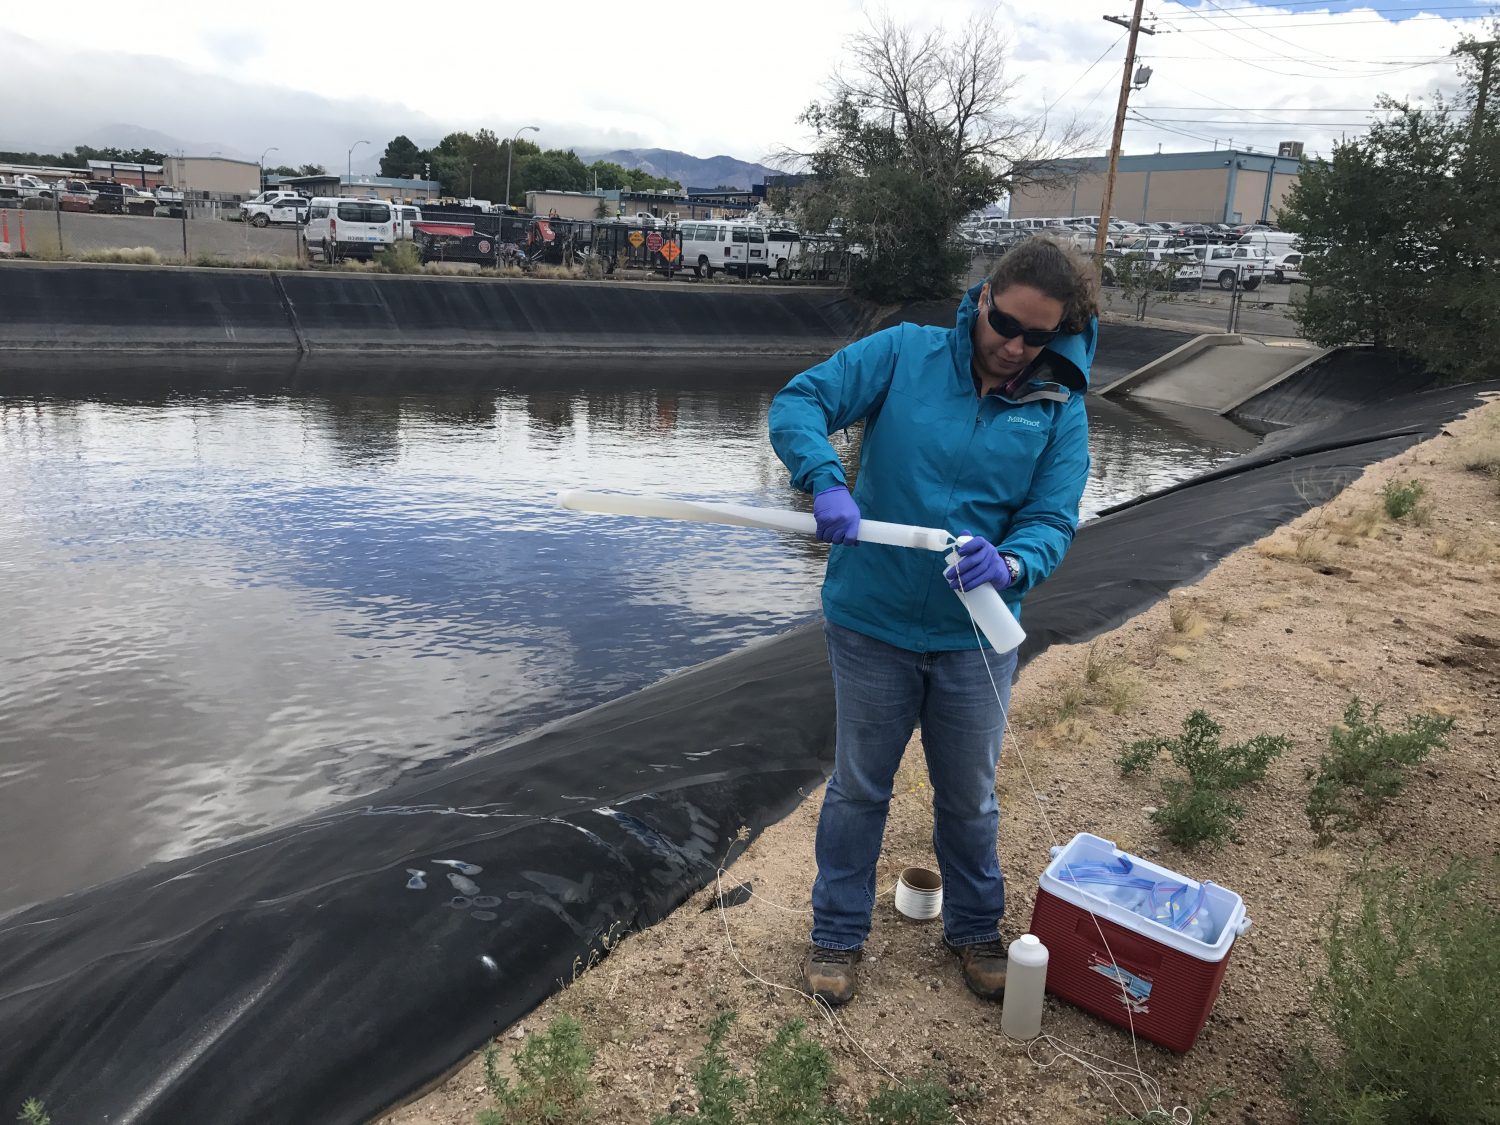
[0,262,874,358]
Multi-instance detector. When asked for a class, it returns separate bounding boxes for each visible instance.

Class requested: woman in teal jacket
[769,238,1099,1007]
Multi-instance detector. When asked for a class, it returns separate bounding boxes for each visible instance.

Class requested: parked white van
[304,197,395,261]
[679,220,778,278]
[1236,231,1298,255]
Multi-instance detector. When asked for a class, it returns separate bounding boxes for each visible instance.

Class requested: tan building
[163,157,261,198]
[1010,149,1302,226]
[527,190,612,220]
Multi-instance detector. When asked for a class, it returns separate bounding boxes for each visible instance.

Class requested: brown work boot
[801,944,862,1007]
[946,938,1008,1001]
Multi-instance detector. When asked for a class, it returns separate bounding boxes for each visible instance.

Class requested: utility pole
[1094,2,1155,260]
[1456,40,1499,149]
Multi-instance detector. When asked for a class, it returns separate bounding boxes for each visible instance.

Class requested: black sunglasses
[985,297,1062,347]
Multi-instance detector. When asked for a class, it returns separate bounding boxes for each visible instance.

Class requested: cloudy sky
[1,0,1490,170]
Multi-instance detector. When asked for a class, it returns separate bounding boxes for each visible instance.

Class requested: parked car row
[0,174,174,215]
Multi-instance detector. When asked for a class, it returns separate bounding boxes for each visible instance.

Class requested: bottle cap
[1019,934,1040,946]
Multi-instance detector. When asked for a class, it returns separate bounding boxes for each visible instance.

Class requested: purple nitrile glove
[812,485,860,545]
[944,531,1012,592]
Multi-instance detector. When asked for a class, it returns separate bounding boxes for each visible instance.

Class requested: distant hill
[575,147,784,191]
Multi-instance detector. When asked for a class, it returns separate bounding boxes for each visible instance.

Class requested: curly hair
[985,236,1100,334]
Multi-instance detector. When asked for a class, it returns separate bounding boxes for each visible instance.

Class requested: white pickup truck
[241,195,310,227]
[1192,245,1268,291]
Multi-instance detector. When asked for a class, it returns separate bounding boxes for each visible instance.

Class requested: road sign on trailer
[646,232,663,252]
[660,240,680,262]
[628,231,645,247]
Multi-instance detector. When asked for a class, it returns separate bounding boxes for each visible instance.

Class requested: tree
[265,165,299,177]
[781,13,1089,301]
[1280,41,1500,382]
[379,135,424,179]
[295,163,327,176]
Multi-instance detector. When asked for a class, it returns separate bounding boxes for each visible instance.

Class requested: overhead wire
[1043,32,1128,114]
[1151,0,1463,73]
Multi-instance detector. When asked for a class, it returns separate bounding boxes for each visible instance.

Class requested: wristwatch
[1000,554,1022,586]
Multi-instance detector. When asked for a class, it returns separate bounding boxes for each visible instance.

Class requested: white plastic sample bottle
[945,537,1027,653]
[1000,933,1050,1040]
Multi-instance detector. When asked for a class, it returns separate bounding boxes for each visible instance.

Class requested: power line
[1156,0,1459,72]
[1136,105,1393,111]
[1144,52,1449,78]
[1159,3,1490,19]
[1161,14,1483,31]
[1147,116,1376,124]
[1044,32,1127,113]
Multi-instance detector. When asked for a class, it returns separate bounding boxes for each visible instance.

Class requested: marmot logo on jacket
[1003,415,1043,429]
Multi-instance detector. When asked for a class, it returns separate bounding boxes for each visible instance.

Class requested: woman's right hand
[812,486,861,545]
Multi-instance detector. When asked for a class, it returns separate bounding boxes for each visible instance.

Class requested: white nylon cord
[959,587,1194,1124]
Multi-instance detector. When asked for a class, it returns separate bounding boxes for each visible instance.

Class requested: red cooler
[1026,833,1250,1053]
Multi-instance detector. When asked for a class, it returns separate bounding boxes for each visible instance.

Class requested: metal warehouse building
[1009,148,1303,226]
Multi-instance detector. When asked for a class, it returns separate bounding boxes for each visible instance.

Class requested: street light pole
[469,163,476,199]
[347,139,370,197]
[259,146,278,192]
[506,125,540,210]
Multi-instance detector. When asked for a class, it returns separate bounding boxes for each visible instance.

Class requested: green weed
[1381,478,1427,520]
[17,1099,50,1125]
[1105,1086,1233,1123]
[478,1013,595,1124]
[1305,698,1454,844]
[863,1078,956,1124]
[374,241,423,274]
[1117,711,1289,849]
[655,1014,959,1124]
[1284,859,1500,1125]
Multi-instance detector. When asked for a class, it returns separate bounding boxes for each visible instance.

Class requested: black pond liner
[0,379,1493,1124]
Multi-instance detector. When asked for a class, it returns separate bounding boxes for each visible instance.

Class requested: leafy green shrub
[478,1014,594,1124]
[17,1099,50,1125]
[1284,859,1500,1125]
[864,1078,956,1124]
[374,240,423,274]
[1305,698,1454,844]
[1380,478,1427,520]
[1117,711,1289,848]
[749,1020,844,1125]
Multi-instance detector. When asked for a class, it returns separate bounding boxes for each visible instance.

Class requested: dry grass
[421,262,480,276]
[1080,644,1146,715]
[1432,536,1458,560]
[1165,645,1193,662]
[1055,682,1087,720]
[531,264,585,280]
[1168,600,1209,637]
[1294,531,1333,564]
[77,246,161,264]
[1329,505,1383,543]
[191,253,306,271]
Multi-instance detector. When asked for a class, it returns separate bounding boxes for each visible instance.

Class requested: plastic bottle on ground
[1001,934,1049,1040]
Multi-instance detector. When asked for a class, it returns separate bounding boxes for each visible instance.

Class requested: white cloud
[0,0,1486,168]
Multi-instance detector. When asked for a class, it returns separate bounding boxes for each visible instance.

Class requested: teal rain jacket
[769,280,1096,652]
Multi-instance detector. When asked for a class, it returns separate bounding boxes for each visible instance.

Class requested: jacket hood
[955,280,1093,393]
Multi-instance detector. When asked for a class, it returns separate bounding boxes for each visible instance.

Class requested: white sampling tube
[557,490,1026,653]
[557,490,952,552]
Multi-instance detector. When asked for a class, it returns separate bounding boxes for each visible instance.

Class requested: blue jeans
[812,621,1018,951]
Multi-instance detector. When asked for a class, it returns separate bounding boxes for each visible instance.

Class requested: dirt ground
[379,399,1500,1125]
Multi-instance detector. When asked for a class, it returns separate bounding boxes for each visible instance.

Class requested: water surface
[0,357,1259,914]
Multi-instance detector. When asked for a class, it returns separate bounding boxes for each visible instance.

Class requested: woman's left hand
[944,533,1013,592]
